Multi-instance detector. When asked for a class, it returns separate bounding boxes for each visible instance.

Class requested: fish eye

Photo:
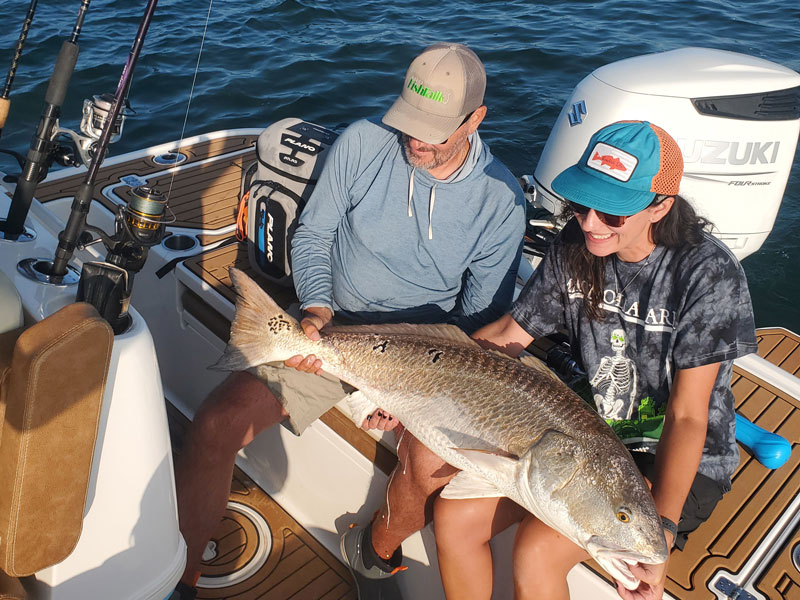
[616,508,632,523]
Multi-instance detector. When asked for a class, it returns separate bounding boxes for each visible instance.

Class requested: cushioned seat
[0,302,112,597]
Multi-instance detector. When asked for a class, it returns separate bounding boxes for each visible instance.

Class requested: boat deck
[666,327,800,600]
[168,406,357,599]
[34,131,800,599]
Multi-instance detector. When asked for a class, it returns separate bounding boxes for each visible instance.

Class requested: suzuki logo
[568,100,587,127]
[678,139,780,165]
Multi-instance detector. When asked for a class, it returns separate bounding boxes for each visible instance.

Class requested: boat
[0,8,798,598]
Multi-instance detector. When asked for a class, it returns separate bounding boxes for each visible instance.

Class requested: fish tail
[211,268,304,371]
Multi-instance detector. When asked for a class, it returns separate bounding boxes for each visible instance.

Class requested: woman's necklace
[614,246,656,297]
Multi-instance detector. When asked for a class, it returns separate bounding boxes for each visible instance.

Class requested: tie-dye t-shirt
[510,231,757,488]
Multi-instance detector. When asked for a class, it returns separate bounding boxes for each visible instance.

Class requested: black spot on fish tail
[268,315,293,334]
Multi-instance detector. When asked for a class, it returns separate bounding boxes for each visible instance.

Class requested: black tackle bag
[241,118,338,286]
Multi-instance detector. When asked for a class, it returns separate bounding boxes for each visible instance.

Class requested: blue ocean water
[2,0,799,331]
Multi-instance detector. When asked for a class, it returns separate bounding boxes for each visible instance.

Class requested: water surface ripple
[1,0,798,331]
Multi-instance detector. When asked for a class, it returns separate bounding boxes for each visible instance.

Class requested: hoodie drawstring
[408,168,415,218]
[408,167,437,240]
[428,185,436,240]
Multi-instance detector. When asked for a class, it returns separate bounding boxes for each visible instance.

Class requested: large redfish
[215,268,669,589]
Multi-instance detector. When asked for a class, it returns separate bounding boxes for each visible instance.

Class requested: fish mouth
[589,541,668,591]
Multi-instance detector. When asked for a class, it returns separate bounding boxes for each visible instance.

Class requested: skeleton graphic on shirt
[590,329,638,420]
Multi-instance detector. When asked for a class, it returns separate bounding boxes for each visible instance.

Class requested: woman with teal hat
[433,120,757,599]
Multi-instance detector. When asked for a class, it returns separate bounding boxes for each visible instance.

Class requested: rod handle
[0,97,9,131]
[45,40,78,106]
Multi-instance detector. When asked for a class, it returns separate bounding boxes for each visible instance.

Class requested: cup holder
[162,234,197,252]
[152,151,187,166]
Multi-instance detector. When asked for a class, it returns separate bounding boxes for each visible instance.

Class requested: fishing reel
[52,93,133,167]
[120,185,173,247]
[77,185,173,333]
[81,93,130,142]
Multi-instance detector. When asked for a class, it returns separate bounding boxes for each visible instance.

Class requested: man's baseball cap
[382,43,486,144]
[552,121,684,216]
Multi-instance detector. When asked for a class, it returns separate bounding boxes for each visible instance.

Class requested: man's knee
[403,436,458,493]
[191,372,287,452]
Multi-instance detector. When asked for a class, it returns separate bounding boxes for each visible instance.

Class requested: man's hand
[362,409,401,432]
[284,306,333,375]
[299,306,333,341]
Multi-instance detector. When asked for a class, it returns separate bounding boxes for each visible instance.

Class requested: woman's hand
[362,409,401,432]
[284,306,333,375]
[616,532,672,600]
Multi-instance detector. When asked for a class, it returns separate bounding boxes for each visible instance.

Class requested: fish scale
[216,268,670,589]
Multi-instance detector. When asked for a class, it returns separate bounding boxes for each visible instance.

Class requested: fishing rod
[0,0,39,140]
[1,0,90,238]
[51,0,161,313]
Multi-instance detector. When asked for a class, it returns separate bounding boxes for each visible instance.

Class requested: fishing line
[383,427,410,530]
[165,0,214,201]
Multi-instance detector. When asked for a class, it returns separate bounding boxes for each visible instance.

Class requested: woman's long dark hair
[559,195,708,320]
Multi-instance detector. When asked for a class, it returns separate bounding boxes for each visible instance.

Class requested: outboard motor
[530,48,800,259]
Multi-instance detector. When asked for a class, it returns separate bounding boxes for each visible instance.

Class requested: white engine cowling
[532,47,800,259]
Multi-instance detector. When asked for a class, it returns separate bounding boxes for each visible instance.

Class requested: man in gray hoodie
[173,42,525,600]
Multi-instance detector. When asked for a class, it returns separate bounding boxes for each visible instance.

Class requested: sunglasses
[567,201,629,227]
[567,195,666,228]
[441,111,475,144]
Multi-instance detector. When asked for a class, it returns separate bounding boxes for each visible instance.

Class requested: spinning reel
[77,185,174,333]
[52,92,134,167]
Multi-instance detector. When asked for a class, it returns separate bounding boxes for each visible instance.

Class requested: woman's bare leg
[434,496,526,599]
[512,513,589,600]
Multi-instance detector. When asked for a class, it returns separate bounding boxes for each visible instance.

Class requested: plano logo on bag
[279,133,324,167]
[266,212,275,262]
[281,134,321,155]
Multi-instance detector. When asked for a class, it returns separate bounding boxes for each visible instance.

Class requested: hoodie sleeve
[452,184,526,334]
[291,123,362,313]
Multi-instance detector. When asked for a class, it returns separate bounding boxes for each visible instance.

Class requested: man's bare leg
[370,431,458,562]
[174,371,288,585]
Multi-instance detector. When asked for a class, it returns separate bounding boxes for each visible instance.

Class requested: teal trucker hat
[551,120,683,216]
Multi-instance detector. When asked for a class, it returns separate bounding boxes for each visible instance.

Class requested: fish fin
[211,268,303,371]
[452,447,520,472]
[325,322,478,347]
[518,352,562,383]
[527,430,585,493]
[440,470,506,500]
[445,345,564,382]
[486,349,519,362]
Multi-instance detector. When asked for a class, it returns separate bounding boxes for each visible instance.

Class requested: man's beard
[402,131,468,170]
